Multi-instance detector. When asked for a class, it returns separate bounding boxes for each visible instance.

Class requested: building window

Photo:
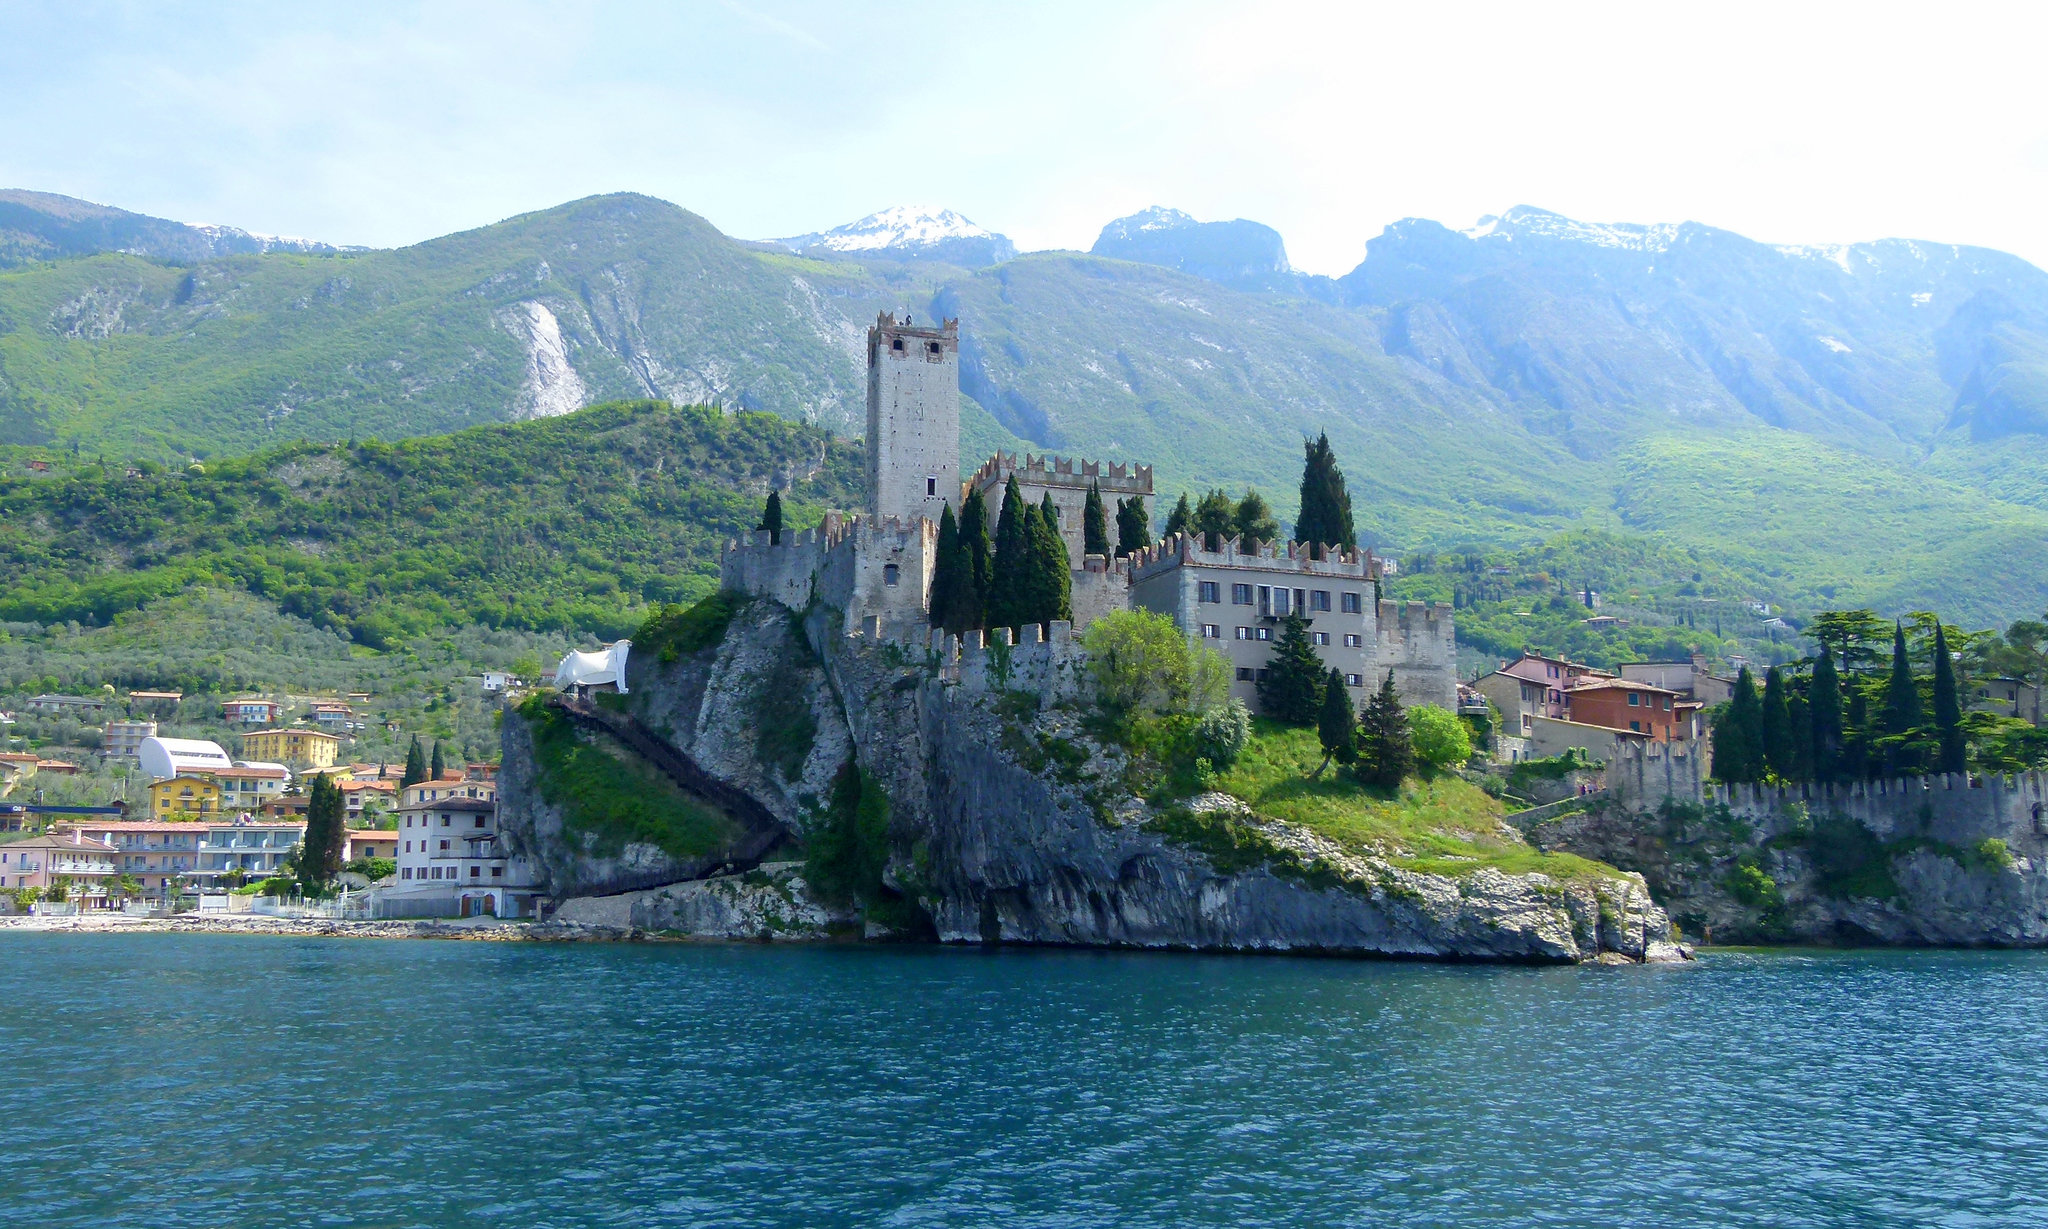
[1236,627,1252,640]
[1310,590,1331,611]
[471,866,481,879]
[1346,673,1363,687]
[492,866,503,878]
[1630,720,1641,732]
[1522,714,1532,732]
[926,476,938,496]
[1662,697,1672,710]
[1341,592,1363,613]
[403,867,412,880]
[1198,581,1221,603]
[1344,633,1363,648]
[1236,667,1255,681]
[1312,632,1330,646]
[884,564,900,586]
[475,817,486,828]
[1231,584,1253,605]
[892,337,905,352]
[1627,693,1640,706]
[1201,624,1221,639]
[1255,669,1269,682]
[1255,627,1272,641]
[439,840,450,851]
[927,341,942,359]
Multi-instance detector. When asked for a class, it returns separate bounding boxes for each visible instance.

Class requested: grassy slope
[0,399,861,642]
[1217,720,1613,882]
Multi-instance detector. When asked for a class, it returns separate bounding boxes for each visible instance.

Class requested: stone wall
[968,452,1153,565]
[720,511,934,629]
[1068,554,1130,631]
[1373,598,1457,709]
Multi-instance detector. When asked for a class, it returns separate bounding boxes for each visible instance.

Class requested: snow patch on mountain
[1488,206,1681,253]
[186,223,362,255]
[775,207,1016,264]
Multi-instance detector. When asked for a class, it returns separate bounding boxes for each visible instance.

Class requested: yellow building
[149,774,222,818]
[241,727,342,768]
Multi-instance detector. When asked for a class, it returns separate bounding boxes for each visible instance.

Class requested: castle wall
[969,453,1153,565]
[721,511,931,629]
[1372,599,1458,710]
[1068,554,1129,632]
[867,314,960,525]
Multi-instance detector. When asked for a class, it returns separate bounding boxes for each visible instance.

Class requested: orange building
[1563,678,1700,742]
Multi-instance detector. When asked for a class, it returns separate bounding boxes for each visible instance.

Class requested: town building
[127,690,183,707]
[241,728,342,768]
[139,737,234,781]
[1473,654,1615,737]
[0,832,118,901]
[1559,677,1701,743]
[481,671,513,694]
[385,792,539,918]
[223,698,282,725]
[1972,677,2043,726]
[194,822,305,886]
[149,774,223,818]
[214,765,291,816]
[26,694,105,716]
[49,821,206,893]
[339,777,397,820]
[101,719,158,761]
[719,311,1460,715]
[343,829,398,865]
[310,702,354,729]
[1618,656,1735,707]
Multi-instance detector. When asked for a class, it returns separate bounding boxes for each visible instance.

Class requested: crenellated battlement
[844,618,1091,704]
[1125,531,1380,582]
[967,451,1153,496]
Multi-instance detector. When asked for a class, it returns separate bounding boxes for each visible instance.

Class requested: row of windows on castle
[1196,582,1367,615]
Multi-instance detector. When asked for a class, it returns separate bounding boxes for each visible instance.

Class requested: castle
[722,312,1457,712]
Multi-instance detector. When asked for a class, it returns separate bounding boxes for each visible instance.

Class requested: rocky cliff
[499,599,1685,963]
[1522,783,2048,946]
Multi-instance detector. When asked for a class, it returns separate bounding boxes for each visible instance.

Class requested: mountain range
[2,190,2046,624]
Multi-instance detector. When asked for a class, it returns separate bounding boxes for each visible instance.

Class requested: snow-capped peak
[1486,206,1681,253]
[778,206,1000,254]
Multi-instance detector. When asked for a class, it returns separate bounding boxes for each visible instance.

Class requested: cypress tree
[1786,693,1813,782]
[1234,488,1280,550]
[1163,492,1194,540]
[1315,666,1357,777]
[1083,482,1110,557]
[402,736,427,789]
[959,486,991,629]
[1295,432,1357,552]
[1882,621,1922,775]
[1356,670,1414,790]
[1844,684,1872,780]
[757,490,783,545]
[298,773,346,895]
[1024,498,1072,626]
[1114,495,1149,557]
[986,476,1030,632]
[929,503,965,631]
[1256,614,1325,725]
[1760,666,1794,781]
[1809,648,1845,782]
[1713,667,1763,783]
[1193,489,1237,551]
[1932,621,1966,774]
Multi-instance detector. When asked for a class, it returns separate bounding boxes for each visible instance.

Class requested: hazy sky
[6,1,2047,275]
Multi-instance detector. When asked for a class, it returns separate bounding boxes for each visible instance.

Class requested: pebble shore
[0,912,645,942]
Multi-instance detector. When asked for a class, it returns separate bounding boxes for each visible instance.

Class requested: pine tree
[1024,498,1072,626]
[430,740,446,782]
[1162,492,1194,540]
[959,486,991,629]
[1255,614,1325,725]
[1193,489,1237,551]
[929,503,965,631]
[1356,670,1414,791]
[1083,482,1110,557]
[1882,621,1923,775]
[1234,488,1280,550]
[757,490,784,545]
[1760,666,1794,780]
[298,773,346,895]
[401,736,427,789]
[1932,621,1966,774]
[1115,495,1149,557]
[1295,432,1356,552]
[985,476,1030,632]
[1713,667,1764,783]
[1315,666,1356,777]
[1809,648,1845,783]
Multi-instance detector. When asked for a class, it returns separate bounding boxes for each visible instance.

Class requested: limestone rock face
[511,600,1683,963]
[1526,803,2048,946]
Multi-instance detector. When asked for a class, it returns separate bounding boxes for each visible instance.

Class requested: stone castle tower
[865,313,960,523]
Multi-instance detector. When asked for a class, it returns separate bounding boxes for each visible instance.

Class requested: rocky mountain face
[0,189,358,268]
[775,205,1017,268]
[1090,206,1332,298]
[496,598,1684,961]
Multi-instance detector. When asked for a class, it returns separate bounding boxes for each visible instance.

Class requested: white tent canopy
[554,640,631,694]
[139,736,233,781]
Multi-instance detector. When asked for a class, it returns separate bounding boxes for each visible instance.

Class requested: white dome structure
[139,736,233,781]
[554,641,631,694]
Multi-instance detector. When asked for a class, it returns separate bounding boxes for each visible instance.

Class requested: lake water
[2,935,2043,1228]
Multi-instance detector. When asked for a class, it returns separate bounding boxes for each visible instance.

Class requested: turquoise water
[3,936,2044,1227]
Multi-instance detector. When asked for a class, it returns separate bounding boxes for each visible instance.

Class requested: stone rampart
[720,511,933,628]
[1373,598,1457,709]
[1712,773,2048,847]
[842,620,1090,705]
[1126,532,1378,582]
[1069,553,1130,631]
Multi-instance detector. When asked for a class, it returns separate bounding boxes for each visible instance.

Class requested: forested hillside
[0,400,858,644]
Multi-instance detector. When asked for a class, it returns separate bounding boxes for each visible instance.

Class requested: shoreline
[0,912,642,943]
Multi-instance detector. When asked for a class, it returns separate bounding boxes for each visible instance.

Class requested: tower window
[926,341,941,360]
[926,476,938,496]
[892,338,904,353]
[884,564,900,586]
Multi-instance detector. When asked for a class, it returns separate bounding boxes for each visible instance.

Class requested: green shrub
[1081,609,1230,717]
[1408,705,1474,773]
[637,592,741,665]
[1965,837,2016,873]
[805,760,892,906]
[1192,700,1251,769]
